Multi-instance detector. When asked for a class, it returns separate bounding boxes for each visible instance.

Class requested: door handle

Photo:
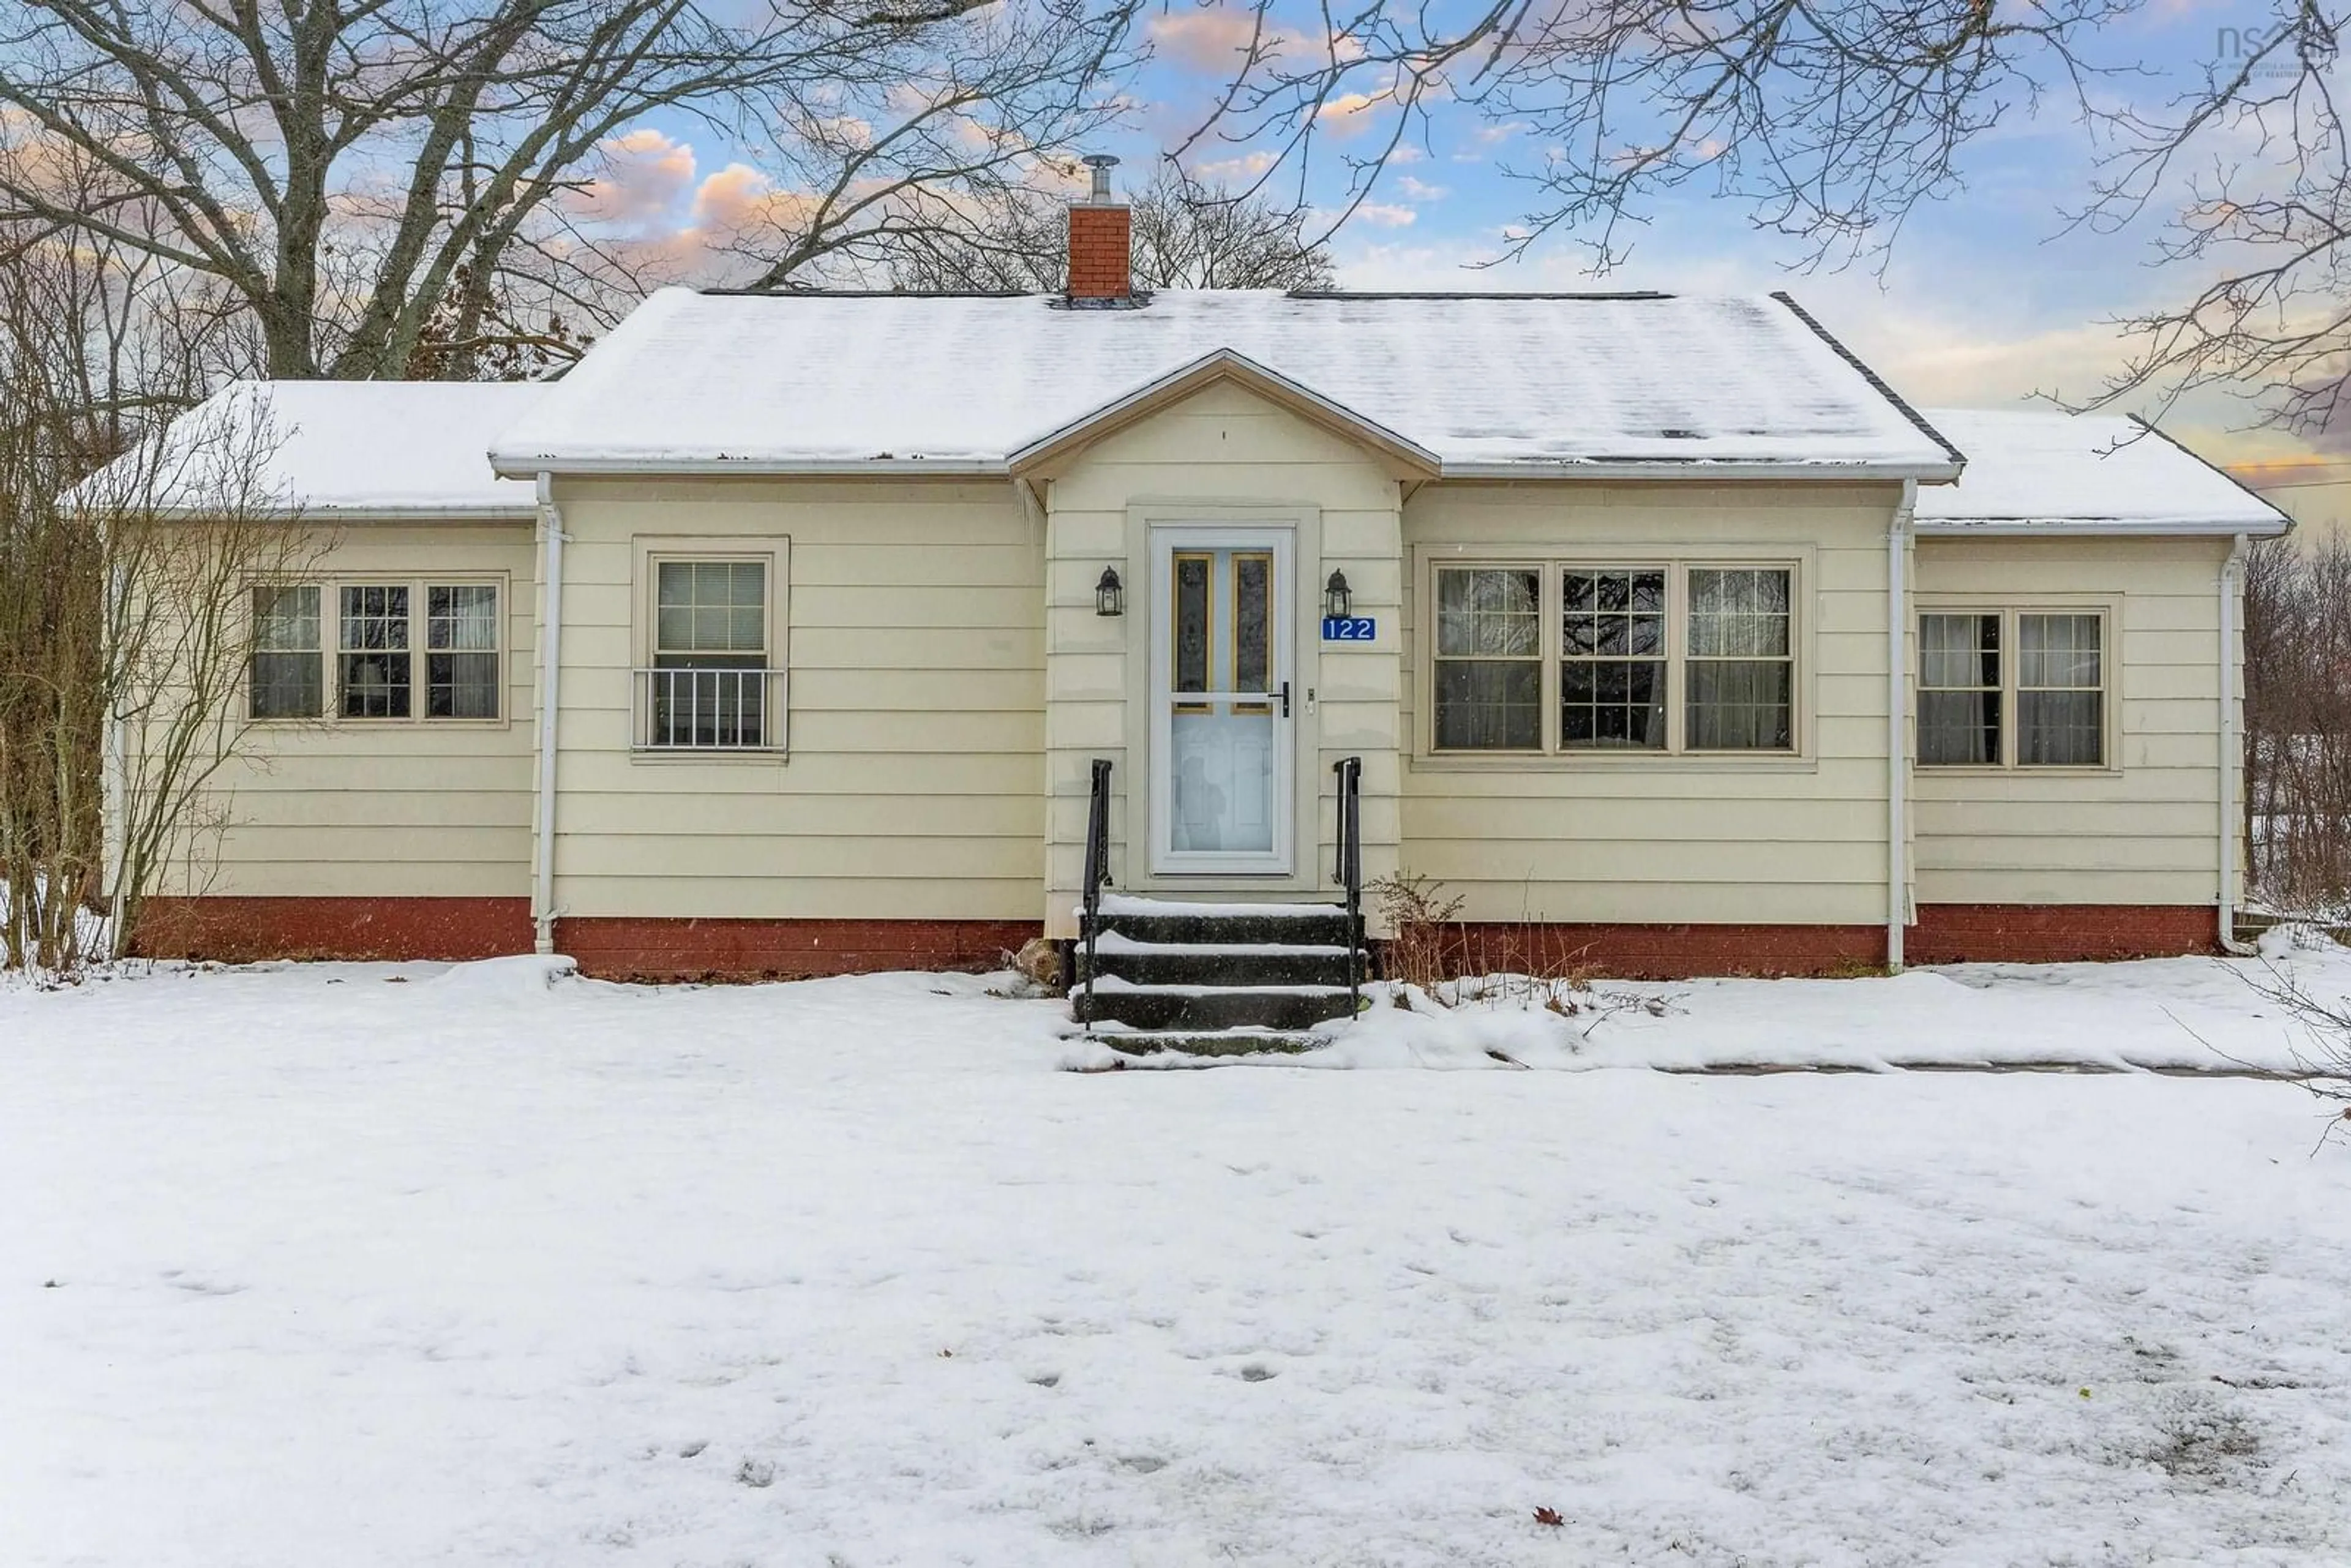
[1278,680,1291,718]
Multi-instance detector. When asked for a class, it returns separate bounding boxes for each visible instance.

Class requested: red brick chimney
[1065,154,1131,304]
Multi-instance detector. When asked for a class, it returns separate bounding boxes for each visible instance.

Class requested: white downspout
[2219,533,2254,955]
[1887,480,1914,971]
[103,557,128,953]
[532,473,566,955]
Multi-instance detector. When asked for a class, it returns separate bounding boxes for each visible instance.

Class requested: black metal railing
[1334,755,1364,1015]
[1080,757,1113,1022]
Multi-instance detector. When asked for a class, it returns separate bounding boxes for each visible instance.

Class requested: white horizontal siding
[1400,482,1906,925]
[170,521,537,899]
[549,477,1045,921]
[1912,536,2230,907]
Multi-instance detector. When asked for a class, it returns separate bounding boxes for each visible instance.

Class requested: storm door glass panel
[339,585,411,719]
[652,560,767,747]
[426,584,500,719]
[250,584,321,719]
[2018,612,2102,767]
[1685,568,1792,750]
[1918,612,2001,765]
[1561,568,1666,749]
[1234,551,1271,713]
[1433,566,1541,751]
[1168,546,1277,855]
[1172,553,1212,712]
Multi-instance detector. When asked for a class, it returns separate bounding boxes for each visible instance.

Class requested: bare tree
[1175,0,2136,270]
[0,0,1141,381]
[887,164,1335,291]
[0,222,323,973]
[2088,7,2351,435]
[2243,534,2351,913]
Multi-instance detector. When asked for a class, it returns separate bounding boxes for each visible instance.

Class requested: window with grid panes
[650,560,769,747]
[1918,613,2002,765]
[250,585,322,719]
[339,585,411,718]
[1433,566,1542,750]
[1916,609,2105,769]
[1685,568,1793,751]
[1561,568,1667,749]
[1429,560,1799,757]
[2017,612,2104,767]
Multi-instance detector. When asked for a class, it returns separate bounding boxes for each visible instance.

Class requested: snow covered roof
[96,380,546,520]
[489,287,1962,478]
[1913,408,2289,536]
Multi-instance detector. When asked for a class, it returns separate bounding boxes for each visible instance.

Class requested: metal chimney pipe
[1082,152,1119,204]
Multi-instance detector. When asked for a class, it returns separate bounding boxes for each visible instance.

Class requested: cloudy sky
[592,1,2344,497]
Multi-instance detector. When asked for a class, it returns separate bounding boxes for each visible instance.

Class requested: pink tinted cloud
[571,128,697,228]
[1148,7,1272,70]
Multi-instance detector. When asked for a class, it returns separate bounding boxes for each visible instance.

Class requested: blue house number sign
[1321,615,1377,642]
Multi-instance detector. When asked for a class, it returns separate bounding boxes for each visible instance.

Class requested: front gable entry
[1010,350,1441,486]
[1040,375,1406,933]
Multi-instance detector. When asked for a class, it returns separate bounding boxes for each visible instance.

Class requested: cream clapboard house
[117,189,2290,984]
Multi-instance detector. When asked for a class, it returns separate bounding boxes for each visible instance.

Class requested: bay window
[1429,560,1799,757]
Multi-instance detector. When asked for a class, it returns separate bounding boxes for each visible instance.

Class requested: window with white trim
[248,579,501,723]
[641,557,778,749]
[1433,566,1541,750]
[1561,568,1667,749]
[1917,608,2106,768]
[1428,561,1798,756]
[250,585,323,719]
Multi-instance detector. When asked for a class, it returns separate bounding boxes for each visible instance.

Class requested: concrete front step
[1093,910,1357,948]
[1088,1029,1324,1058]
[1075,943,1367,988]
[1074,982,1360,1032]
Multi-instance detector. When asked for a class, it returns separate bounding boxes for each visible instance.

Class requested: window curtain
[2018,613,2102,766]
[1918,613,2000,765]
[1434,568,1541,749]
[1685,569,1792,750]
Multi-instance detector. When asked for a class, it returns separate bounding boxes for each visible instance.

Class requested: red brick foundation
[554,917,1040,982]
[130,897,2221,978]
[1907,904,2219,964]
[1419,922,1889,980]
[135,896,534,963]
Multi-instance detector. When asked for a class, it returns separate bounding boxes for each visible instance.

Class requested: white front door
[1148,526,1295,876]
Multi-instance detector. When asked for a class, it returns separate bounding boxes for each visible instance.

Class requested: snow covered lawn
[6,953,2350,1565]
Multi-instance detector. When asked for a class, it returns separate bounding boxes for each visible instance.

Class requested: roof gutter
[493,454,1964,484]
[1915,517,2292,538]
[137,504,540,523]
[1438,459,1962,483]
[489,455,1011,479]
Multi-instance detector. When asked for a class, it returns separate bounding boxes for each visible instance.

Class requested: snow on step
[1088,895,1347,920]
[1086,977,1351,997]
[1090,931,1355,958]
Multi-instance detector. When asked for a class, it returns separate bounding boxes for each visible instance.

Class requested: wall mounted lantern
[1322,569,1352,620]
[1095,566,1124,617]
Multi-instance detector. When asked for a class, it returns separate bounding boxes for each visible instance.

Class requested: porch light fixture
[1095,566,1124,617]
[1323,569,1352,620]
